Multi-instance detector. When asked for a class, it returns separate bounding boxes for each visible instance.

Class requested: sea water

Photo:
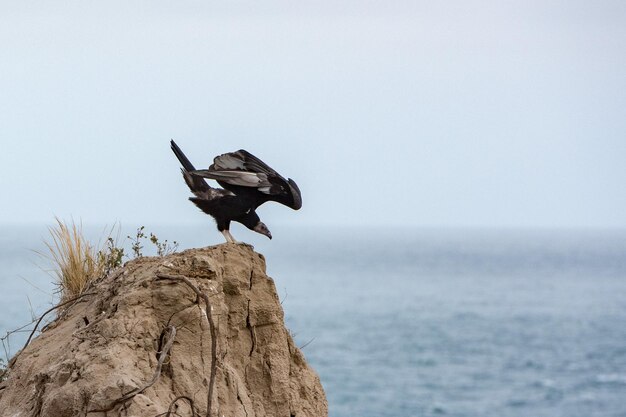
[1,225,626,417]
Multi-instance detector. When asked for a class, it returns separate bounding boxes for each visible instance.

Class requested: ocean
[1,225,626,417]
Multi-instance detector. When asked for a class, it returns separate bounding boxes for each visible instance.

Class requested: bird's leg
[221,230,234,243]
[221,229,252,247]
[226,230,238,243]
[221,229,238,243]
[226,230,252,247]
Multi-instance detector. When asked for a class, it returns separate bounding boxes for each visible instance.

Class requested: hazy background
[2,4,626,415]
[1,0,625,231]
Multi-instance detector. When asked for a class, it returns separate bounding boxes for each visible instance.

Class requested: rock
[0,245,327,417]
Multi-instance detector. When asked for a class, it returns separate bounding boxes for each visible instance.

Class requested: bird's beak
[253,222,272,239]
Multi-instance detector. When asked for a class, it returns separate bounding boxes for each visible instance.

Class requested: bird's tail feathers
[171,140,211,193]
[171,140,196,172]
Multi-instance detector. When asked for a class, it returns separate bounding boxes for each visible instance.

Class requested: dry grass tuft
[43,218,105,302]
[41,219,174,303]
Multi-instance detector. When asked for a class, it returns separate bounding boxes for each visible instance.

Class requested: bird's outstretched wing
[192,150,302,210]
[171,140,234,200]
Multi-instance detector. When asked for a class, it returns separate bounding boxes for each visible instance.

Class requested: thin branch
[26,295,36,322]
[1,320,38,362]
[299,337,316,350]
[88,325,177,414]
[156,274,217,417]
[9,291,97,368]
[153,395,197,417]
[142,325,177,390]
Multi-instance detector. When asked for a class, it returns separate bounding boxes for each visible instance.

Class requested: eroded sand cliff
[0,244,326,417]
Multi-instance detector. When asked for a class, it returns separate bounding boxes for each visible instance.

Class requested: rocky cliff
[0,245,327,417]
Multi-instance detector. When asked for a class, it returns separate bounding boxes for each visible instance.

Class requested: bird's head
[240,209,272,240]
[253,221,272,240]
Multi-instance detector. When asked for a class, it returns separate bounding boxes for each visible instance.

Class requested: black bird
[170,140,302,243]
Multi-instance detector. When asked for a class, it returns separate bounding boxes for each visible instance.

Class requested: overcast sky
[0,0,625,229]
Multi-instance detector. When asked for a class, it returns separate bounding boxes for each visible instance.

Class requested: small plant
[98,237,125,276]
[42,221,177,304]
[149,232,179,257]
[127,226,178,258]
[128,226,146,258]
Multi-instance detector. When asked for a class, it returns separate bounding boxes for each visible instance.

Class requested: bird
[170,140,302,243]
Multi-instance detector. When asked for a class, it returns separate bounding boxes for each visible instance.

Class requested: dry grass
[41,219,174,302]
[43,218,105,302]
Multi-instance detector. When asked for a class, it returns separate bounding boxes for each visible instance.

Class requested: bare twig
[279,288,288,305]
[1,320,36,362]
[153,395,197,417]
[299,337,316,350]
[88,325,177,414]
[134,325,177,395]
[9,292,97,368]
[156,274,217,417]
[26,295,36,322]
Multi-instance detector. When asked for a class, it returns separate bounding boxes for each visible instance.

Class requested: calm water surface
[1,225,625,417]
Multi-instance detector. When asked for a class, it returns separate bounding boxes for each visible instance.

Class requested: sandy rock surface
[0,244,327,417]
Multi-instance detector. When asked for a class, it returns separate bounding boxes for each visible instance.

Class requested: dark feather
[192,149,302,210]
[170,140,211,195]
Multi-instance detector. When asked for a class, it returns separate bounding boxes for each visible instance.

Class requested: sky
[0,0,625,229]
